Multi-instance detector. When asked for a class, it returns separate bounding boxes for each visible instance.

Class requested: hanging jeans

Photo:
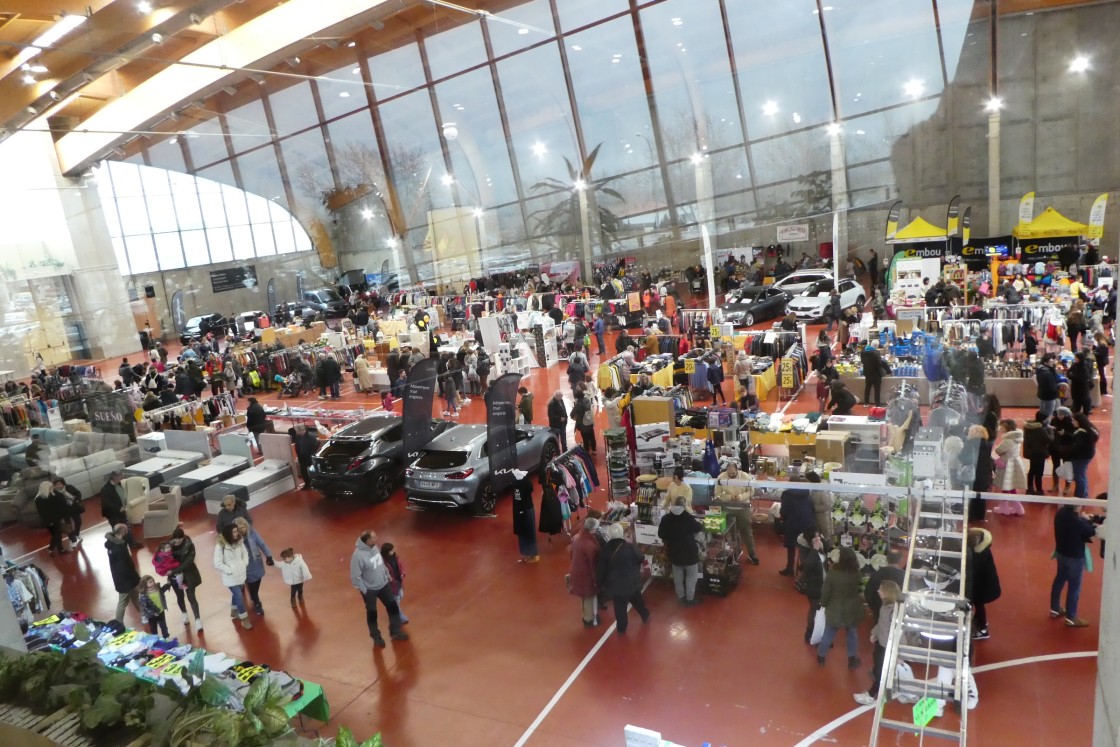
[1071,458,1091,498]
[1050,553,1086,619]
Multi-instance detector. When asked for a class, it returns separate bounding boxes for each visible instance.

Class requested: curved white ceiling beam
[55,0,392,175]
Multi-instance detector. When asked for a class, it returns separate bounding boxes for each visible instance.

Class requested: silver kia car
[404,424,561,515]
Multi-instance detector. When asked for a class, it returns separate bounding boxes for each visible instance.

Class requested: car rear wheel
[473,480,497,516]
[539,440,559,474]
[369,470,392,505]
[744,312,755,327]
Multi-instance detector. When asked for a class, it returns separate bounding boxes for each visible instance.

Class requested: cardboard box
[816,431,850,463]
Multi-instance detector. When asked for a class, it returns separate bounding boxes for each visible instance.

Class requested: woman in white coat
[992,419,1027,516]
[213,523,253,629]
[354,355,373,394]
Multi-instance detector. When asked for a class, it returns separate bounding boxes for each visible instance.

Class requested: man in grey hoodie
[350,530,409,646]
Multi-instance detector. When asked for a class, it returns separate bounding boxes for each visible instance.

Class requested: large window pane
[327,110,383,189]
[566,19,655,177]
[124,234,157,274]
[378,90,454,217]
[222,184,250,226]
[727,0,833,137]
[556,0,628,31]
[224,99,272,154]
[195,160,237,188]
[435,68,517,206]
[181,229,210,267]
[824,1,944,116]
[424,21,486,81]
[641,0,743,159]
[267,81,319,137]
[206,227,233,263]
[487,0,555,58]
[245,193,273,224]
[252,223,277,256]
[751,129,831,186]
[147,136,185,172]
[116,197,150,235]
[109,162,142,196]
[236,146,285,204]
[368,45,426,97]
[153,232,185,270]
[279,128,333,211]
[184,118,230,170]
[146,194,178,233]
[497,44,580,192]
[230,225,255,260]
[317,66,367,121]
[197,179,228,227]
[274,221,296,254]
[843,100,940,166]
[170,172,203,230]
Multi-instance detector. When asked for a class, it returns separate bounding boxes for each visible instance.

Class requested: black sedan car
[179,313,228,345]
[719,285,790,327]
[309,415,454,502]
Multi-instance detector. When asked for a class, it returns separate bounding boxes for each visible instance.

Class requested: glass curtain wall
[121,0,1119,286]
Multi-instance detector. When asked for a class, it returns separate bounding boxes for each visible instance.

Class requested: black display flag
[486,372,522,494]
[402,357,438,463]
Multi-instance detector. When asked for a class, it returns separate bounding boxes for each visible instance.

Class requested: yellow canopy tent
[887,216,948,243]
[1011,207,1088,240]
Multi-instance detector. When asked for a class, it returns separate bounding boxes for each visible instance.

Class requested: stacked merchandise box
[605,428,632,503]
[634,475,669,579]
[699,512,742,596]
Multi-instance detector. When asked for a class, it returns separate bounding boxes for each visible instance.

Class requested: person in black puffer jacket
[827,380,858,415]
[657,498,704,606]
[1036,353,1061,418]
[1066,413,1099,499]
[797,529,829,644]
[596,523,649,635]
[779,480,816,576]
[1067,351,1093,415]
[1022,411,1054,495]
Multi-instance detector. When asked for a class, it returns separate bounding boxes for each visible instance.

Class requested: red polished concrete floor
[0,326,1109,746]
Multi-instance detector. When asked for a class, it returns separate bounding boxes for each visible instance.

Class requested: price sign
[780,357,795,388]
[111,631,143,646]
[684,359,696,374]
[913,696,939,727]
[710,325,722,340]
[147,653,177,669]
[162,662,186,677]
[31,614,61,627]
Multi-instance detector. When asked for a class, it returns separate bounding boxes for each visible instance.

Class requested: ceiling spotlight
[762,100,779,116]
[440,174,454,186]
[27,64,48,73]
[26,106,36,116]
[351,67,360,75]
[984,96,1003,112]
[371,20,385,31]
[82,72,95,83]
[48,91,61,101]
[826,122,842,135]
[690,152,703,165]
[136,1,152,12]
[1069,55,1090,73]
[21,73,35,85]
[573,178,586,191]
[531,142,547,157]
[903,78,925,98]
[221,85,236,95]
[360,208,373,219]
[346,41,356,47]
[473,207,484,218]
[339,91,350,98]
[286,56,300,67]
[151,32,164,43]
[441,122,458,141]
[386,237,398,248]
[792,112,802,123]
[189,13,202,25]
[325,40,340,49]
[517,28,529,35]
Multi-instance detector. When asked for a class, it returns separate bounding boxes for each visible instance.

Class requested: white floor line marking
[790,650,1099,747]
[512,578,653,747]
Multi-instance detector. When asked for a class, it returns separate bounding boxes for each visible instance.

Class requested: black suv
[308,415,454,502]
[179,313,228,345]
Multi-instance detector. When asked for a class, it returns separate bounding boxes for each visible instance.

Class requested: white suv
[771,269,833,296]
[786,278,865,322]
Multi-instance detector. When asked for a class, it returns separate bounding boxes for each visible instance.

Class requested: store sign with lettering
[776,224,810,242]
[892,244,945,259]
[1019,237,1079,263]
[959,236,1012,269]
[781,357,795,388]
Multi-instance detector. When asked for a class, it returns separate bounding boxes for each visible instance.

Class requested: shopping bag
[809,608,826,644]
[1056,461,1074,482]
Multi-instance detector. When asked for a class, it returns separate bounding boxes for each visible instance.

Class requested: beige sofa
[69,432,141,467]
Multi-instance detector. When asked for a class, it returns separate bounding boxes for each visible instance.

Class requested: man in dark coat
[596,522,650,635]
[864,551,906,621]
[99,471,141,548]
[1067,351,1093,415]
[547,391,568,451]
[658,497,705,606]
[292,424,320,490]
[105,524,141,623]
[245,397,268,443]
[779,479,816,576]
[1035,353,1061,420]
[860,341,890,406]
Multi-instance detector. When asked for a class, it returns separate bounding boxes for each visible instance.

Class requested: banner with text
[776,224,810,242]
[486,373,522,495]
[210,265,257,294]
[959,235,1013,269]
[85,392,136,438]
[1087,193,1108,240]
[1017,236,1080,267]
[401,358,438,464]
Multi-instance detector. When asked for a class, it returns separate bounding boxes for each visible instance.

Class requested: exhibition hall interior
[0,0,1117,745]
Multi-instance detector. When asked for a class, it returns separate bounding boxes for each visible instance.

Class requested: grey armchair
[142,486,182,539]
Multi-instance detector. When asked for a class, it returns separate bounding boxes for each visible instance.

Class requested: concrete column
[829,129,851,284]
[693,155,717,311]
[1093,399,1120,746]
[987,112,1001,236]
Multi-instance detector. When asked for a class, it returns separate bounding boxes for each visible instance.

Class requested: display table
[285,680,330,721]
[753,366,776,400]
[838,373,1057,408]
